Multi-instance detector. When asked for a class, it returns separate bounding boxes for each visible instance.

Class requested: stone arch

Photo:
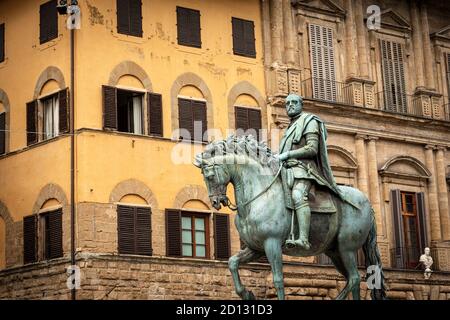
[227,81,267,130]
[173,185,212,210]
[0,88,10,153]
[327,145,358,170]
[33,66,66,99]
[108,61,153,92]
[109,179,159,209]
[170,72,214,134]
[32,183,69,213]
[379,155,431,181]
[0,201,13,269]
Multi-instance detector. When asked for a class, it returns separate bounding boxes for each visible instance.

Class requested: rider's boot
[286,203,311,250]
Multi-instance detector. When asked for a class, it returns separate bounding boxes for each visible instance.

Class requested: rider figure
[277,94,343,250]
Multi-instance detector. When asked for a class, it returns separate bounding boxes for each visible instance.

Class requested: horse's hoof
[242,290,256,300]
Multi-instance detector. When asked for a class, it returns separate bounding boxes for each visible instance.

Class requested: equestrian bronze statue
[194,93,386,300]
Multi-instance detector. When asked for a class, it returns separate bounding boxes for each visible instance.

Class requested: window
[26,88,69,146]
[380,40,407,113]
[117,0,143,37]
[182,214,207,258]
[391,190,428,269]
[0,111,5,155]
[176,7,201,48]
[117,205,152,256]
[43,94,59,140]
[235,106,262,141]
[102,86,163,136]
[0,23,4,63]
[165,210,230,260]
[308,24,336,101]
[232,17,256,58]
[178,98,207,142]
[23,208,63,264]
[40,0,58,44]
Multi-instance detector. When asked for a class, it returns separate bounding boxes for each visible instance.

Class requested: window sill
[111,30,148,45]
[0,134,68,161]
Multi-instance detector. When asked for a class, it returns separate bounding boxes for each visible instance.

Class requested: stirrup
[285,238,311,250]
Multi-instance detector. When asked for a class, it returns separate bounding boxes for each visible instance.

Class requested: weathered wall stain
[198,61,228,77]
[86,1,104,26]
[237,67,252,77]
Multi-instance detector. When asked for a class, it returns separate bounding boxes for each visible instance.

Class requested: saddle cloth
[308,184,337,213]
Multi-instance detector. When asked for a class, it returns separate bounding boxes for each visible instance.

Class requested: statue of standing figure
[419,247,433,279]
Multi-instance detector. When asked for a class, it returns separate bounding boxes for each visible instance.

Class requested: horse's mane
[200,135,280,174]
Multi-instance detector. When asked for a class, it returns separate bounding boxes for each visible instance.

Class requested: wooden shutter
[232,18,256,58]
[214,213,230,260]
[0,112,5,155]
[58,88,69,134]
[391,189,404,268]
[23,215,38,264]
[26,100,38,145]
[147,93,163,136]
[309,24,336,101]
[0,23,4,63]
[117,205,135,254]
[166,209,181,257]
[176,7,201,48]
[178,98,193,140]
[416,192,428,254]
[47,209,63,259]
[192,100,207,142]
[40,0,58,44]
[103,86,118,130]
[235,106,249,132]
[380,39,407,113]
[235,107,261,140]
[117,0,130,35]
[136,207,152,255]
[129,0,143,37]
[248,109,262,141]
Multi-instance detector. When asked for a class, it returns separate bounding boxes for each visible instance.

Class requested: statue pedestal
[431,241,450,271]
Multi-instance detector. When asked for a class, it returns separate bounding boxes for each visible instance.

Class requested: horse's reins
[226,165,282,211]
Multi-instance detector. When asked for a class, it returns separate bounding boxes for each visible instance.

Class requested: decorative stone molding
[170,73,214,134]
[173,185,212,210]
[227,81,267,130]
[327,145,358,170]
[379,155,431,181]
[33,66,66,99]
[32,183,69,213]
[0,88,10,153]
[108,61,153,92]
[109,179,159,209]
[0,200,15,268]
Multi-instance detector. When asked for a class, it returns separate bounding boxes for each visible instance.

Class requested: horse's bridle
[202,159,282,212]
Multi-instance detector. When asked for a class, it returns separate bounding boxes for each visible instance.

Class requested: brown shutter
[165,209,181,257]
[117,205,135,254]
[232,18,245,56]
[129,0,143,37]
[214,213,230,260]
[58,88,69,134]
[103,85,118,130]
[23,215,38,264]
[244,20,256,57]
[178,98,193,140]
[192,100,207,142]
[0,112,5,155]
[248,109,262,141]
[26,100,38,145]
[0,23,4,63]
[40,0,58,44]
[136,207,152,256]
[117,0,130,35]
[416,192,428,254]
[391,189,404,268]
[147,93,163,136]
[176,7,201,48]
[235,106,249,132]
[380,39,407,113]
[47,209,63,259]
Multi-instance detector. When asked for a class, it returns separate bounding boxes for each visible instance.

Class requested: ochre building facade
[0,0,449,300]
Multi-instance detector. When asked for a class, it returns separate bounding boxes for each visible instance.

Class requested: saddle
[308,184,336,213]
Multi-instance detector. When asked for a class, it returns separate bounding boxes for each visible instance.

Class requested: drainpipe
[70,24,76,301]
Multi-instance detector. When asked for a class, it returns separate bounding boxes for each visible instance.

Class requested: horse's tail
[362,208,387,300]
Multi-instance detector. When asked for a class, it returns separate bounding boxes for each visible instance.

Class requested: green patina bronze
[194,94,387,300]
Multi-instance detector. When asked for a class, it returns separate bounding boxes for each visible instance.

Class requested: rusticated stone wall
[1,254,450,300]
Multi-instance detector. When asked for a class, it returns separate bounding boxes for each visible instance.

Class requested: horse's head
[194,153,231,210]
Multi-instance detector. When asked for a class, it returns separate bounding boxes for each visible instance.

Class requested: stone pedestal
[431,241,450,271]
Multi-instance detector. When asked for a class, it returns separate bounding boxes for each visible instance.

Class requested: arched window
[234,94,262,141]
[177,85,207,142]
[0,101,5,155]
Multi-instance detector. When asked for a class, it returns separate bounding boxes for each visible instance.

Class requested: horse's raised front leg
[264,238,285,300]
[228,247,262,300]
